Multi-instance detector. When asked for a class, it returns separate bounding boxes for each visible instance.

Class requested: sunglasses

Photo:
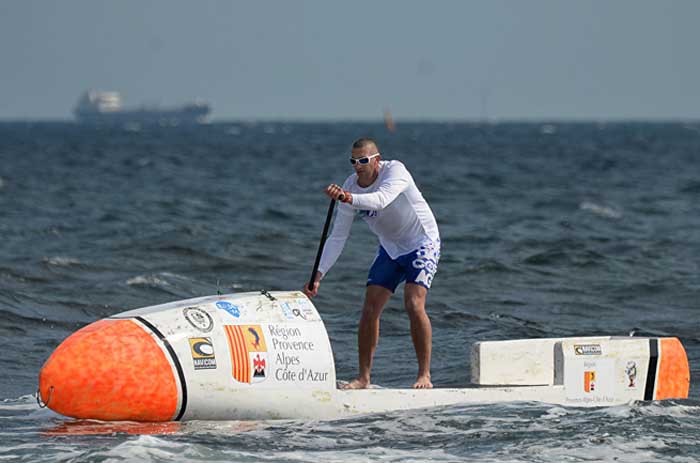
[349,153,380,165]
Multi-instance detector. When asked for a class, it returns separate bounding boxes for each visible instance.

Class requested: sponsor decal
[296,299,316,319]
[216,301,241,318]
[223,325,268,384]
[574,344,602,356]
[584,370,596,393]
[183,307,214,333]
[359,210,378,218]
[281,301,313,320]
[189,337,217,370]
[280,302,295,320]
[267,324,330,383]
[625,361,637,388]
[252,353,266,379]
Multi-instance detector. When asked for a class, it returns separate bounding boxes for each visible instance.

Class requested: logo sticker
[183,307,214,333]
[216,301,241,318]
[584,370,596,393]
[223,325,268,384]
[574,344,602,356]
[625,361,637,388]
[280,302,295,320]
[189,337,217,370]
[252,353,266,379]
[296,299,316,319]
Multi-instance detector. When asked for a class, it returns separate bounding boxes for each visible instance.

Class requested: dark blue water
[1,122,699,461]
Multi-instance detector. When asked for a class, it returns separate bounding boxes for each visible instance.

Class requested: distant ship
[74,91,211,125]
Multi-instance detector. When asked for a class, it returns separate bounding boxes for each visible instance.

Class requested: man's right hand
[303,271,322,298]
[325,184,352,204]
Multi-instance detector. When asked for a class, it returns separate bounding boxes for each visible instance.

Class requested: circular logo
[183,307,214,333]
[192,339,215,356]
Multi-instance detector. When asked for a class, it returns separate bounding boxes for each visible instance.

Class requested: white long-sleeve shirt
[318,160,440,276]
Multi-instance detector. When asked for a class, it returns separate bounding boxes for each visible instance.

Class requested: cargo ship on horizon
[74,91,211,125]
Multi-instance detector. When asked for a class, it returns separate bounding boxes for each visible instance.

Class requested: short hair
[352,137,379,151]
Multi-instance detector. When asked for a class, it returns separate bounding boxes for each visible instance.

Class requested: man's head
[352,137,378,152]
[350,138,381,177]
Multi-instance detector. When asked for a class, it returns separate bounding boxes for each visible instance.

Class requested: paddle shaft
[308,198,338,291]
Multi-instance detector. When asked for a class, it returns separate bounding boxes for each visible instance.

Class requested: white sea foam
[0,444,85,463]
[541,405,570,418]
[43,256,81,267]
[634,401,700,418]
[124,122,142,132]
[597,402,637,418]
[1,401,698,463]
[126,275,170,287]
[85,435,195,462]
[540,124,557,135]
[0,394,44,413]
[136,157,152,167]
[218,447,460,463]
[580,201,623,219]
[125,272,200,291]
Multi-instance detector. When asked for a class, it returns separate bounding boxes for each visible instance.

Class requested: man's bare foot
[413,375,433,389]
[341,378,370,389]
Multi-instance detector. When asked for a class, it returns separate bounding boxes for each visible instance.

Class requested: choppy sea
[1,121,699,462]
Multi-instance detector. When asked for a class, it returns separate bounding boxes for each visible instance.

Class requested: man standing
[304,138,440,389]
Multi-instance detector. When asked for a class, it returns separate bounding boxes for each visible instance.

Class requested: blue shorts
[367,241,440,292]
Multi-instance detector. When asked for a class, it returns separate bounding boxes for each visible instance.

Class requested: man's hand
[303,271,322,298]
[325,184,352,204]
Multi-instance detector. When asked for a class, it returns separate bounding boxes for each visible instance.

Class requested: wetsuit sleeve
[349,162,411,211]
[317,203,354,277]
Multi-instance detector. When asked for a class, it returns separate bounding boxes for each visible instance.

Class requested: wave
[1,395,699,462]
[124,272,205,299]
[461,259,518,274]
[522,246,607,268]
[42,256,82,268]
[679,180,700,194]
[579,201,623,219]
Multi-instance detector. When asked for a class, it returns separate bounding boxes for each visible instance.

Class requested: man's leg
[404,283,432,389]
[342,285,392,389]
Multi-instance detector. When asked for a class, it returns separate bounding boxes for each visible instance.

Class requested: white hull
[38,291,690,421]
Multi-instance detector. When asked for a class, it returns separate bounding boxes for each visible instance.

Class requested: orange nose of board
[38,319,179,421]
[655,337,690,400]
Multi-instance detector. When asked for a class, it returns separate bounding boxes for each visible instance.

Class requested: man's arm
[350,162,411,211]
[317,204,354,277]
[304,204,353,298]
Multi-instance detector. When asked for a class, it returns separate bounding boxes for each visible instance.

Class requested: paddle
[307,197,339,291]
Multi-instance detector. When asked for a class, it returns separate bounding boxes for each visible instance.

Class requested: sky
[1,1,699,121]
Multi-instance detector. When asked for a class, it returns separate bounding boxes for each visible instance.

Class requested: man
[303,138,440,389]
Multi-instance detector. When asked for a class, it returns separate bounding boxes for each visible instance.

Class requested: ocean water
[1,121,699,461]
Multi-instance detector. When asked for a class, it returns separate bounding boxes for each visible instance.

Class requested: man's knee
[404,284,428,317]
[362,301,382,318]
[362,286,391,318]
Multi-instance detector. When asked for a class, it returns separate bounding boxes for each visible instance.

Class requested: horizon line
[1,117,699,125]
